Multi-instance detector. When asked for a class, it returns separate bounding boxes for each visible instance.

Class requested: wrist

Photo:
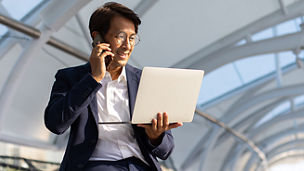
[149,133,163,146]
[91,74,103,82]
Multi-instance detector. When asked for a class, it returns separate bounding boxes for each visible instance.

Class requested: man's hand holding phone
[90,35,114,82]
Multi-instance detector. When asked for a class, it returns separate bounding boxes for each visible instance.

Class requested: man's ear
[92,31,99,39]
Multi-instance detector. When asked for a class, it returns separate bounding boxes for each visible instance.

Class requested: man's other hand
[137,112,183,145]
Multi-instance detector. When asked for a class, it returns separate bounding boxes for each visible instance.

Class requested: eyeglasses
[114,32,140,46]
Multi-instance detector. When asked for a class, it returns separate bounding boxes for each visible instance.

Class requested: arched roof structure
[0,0,303,170]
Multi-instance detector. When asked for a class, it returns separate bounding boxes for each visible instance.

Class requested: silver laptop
[131,67,204,124]
[99,67,204,124]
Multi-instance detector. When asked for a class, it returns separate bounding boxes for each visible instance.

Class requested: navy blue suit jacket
[45,63,174,171]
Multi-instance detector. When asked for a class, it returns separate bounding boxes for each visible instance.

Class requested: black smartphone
[92,34,112,67]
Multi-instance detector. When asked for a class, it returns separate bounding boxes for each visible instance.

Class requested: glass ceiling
[197,16,304,106]
[1,0,303,117]
[1,0,303,109]
[0,1,304,170]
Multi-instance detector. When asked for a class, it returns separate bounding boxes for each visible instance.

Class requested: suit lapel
[84,62,99,126]
[89,96,99,126]
[126,64,140,119]
[85,63,139,124]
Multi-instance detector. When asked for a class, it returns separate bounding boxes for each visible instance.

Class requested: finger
[94,45,111,52]
[95,47,111,56]
[137,124,150,129]
[96,43,110,47]
[157,113,162,130]
[163,112,169,129]
[96,43,111,48]
[168,122,183,130]
[100,51,115,59]
[152,119,157,132]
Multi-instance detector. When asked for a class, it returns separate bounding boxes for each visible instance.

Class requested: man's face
[104,15,136,67]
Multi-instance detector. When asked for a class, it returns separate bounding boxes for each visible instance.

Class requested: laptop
[99,67,204,124]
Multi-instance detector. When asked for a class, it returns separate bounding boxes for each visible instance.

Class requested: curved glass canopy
[0,0,303,170]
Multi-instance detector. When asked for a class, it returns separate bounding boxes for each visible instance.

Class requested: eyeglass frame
[112,31,140,46]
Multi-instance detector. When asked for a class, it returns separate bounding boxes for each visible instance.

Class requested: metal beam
[197,126,220,170]
[200,95,296,169]
[40,0,91,32]
[172,0,304,69]
[214,64,303,140]
[0,0,50,58]
[247,109,304,140]
[134,0,159,17]
[217,99,287,170]
[220,142,242,171]
[275,53,282,87]
[179,130,211,170]
[222,83,304,123]
[198,55,299,111]
[199,83,304,171]
[278,0,288,15]
[201,95,303,171]
[195,110,267,166]
[267,140,304,160]
[47,37,88,61]
[75,13,92,48]
[219,99,293,169]
[222,108,304,170]
[190,30,304,73]
[252,123,304,157]
[244,153,259,171]
[0,14,40,38]
[244,126,304,170]
[0,14,89,61]
[268,149,304,166]
[219,76,277,122]
[216,98,287,147]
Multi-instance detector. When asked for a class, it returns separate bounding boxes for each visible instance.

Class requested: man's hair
[89,2,141,40]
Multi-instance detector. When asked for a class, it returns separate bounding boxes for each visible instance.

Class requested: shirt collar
[103,67,127,84]
[117,66,127,84]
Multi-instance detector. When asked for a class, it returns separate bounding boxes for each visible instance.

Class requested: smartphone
[92,34,112,66]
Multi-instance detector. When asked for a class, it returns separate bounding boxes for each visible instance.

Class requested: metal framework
[192,82,304,170]
[0,14,89,61]
[216,98,287,147]
[221,108,304,170]
[0,0,160,149]
[0,155,60,171]
[172,0,304,70]
[0,0,91,146]
[244,124,304,170]
[191,31,304,73]
[195,110,268,169]
[0,1,304,171]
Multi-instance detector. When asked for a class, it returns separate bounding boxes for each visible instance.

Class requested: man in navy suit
[45,2,182,171]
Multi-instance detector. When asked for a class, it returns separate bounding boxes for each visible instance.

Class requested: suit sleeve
[44,70,102,135]
[144,129,174,160]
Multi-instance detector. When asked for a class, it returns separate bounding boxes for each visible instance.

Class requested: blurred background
[0,0,304,170]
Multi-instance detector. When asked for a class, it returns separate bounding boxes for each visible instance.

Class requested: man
[44,2,182,171]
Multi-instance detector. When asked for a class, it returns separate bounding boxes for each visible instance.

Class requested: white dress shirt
[89,67,147,164]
